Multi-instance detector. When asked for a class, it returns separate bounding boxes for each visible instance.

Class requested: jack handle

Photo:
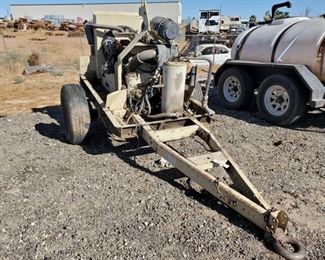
[187,56,214,116]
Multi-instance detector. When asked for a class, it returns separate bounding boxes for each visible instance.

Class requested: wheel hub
[264,85,290,116]
[223,76,242,102]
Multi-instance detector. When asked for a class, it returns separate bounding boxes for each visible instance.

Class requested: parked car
[190,44,231,67]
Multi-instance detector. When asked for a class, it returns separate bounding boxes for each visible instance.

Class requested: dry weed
[13,76,25,84]
[27,52,40,66]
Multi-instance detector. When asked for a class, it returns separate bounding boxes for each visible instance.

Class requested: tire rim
[264,85,290,116]
[223,76,242,102]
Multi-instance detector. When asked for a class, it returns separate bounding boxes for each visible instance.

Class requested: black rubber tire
[216,67,254,109]
[60,84,91,144]
[257,75,307,126]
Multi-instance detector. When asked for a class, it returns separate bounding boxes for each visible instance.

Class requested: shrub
[13,76,25,84]
[27,52,40,66]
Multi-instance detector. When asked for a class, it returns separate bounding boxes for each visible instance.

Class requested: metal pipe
[151,84,164,88]
[128,49,157,72]
[116,0,150,90]
[188,57,214,115]
[146,112,181,119]
[189,65,197,87]
[84,22,125,46]
[144,93,152,115]
[87,23,124,32]
[117,25,136,33]
[138,97,145,114]
[271,2,291,21]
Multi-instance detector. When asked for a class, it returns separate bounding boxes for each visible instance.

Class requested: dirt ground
[0,30,88,116]
[0,99,324,260]
[0,31,324,260]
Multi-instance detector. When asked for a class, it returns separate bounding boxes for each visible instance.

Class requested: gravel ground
[0,95,324,260]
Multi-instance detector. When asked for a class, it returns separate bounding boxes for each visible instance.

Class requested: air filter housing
[151,16,179,41]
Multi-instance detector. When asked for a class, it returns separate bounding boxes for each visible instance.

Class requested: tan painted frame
[80,74,288,237]
[76,1,305,258]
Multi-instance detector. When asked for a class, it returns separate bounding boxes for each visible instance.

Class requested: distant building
[10,1,182,24]
[220,16,241,32]
[43,15,65,26]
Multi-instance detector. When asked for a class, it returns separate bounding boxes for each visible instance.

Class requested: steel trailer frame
[79,72,305,260]
[74,2,305,259]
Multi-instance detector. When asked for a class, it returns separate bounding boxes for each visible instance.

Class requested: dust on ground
[0,30,89,116]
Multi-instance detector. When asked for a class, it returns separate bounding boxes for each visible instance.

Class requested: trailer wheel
[60,84,91,144]
[257,75,306,126]
[216,68,253,109]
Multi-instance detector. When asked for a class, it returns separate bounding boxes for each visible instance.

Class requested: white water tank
[232,18,325,81]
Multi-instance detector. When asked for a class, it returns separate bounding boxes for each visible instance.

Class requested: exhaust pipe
[271,1,292,21]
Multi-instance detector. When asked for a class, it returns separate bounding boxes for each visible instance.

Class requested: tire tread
[216,67,254,109]
[60,84,91,144]
[257,74,307,126]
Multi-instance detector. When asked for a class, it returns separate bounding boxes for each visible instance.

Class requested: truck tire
[257,75,307,126]
[216,68,254,109]
[60,84,91,144]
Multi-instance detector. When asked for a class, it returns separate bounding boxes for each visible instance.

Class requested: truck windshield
[205,20,219,26]
[200,11,219,19]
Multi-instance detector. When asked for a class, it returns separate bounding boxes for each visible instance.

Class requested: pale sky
[1,0,324,19]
